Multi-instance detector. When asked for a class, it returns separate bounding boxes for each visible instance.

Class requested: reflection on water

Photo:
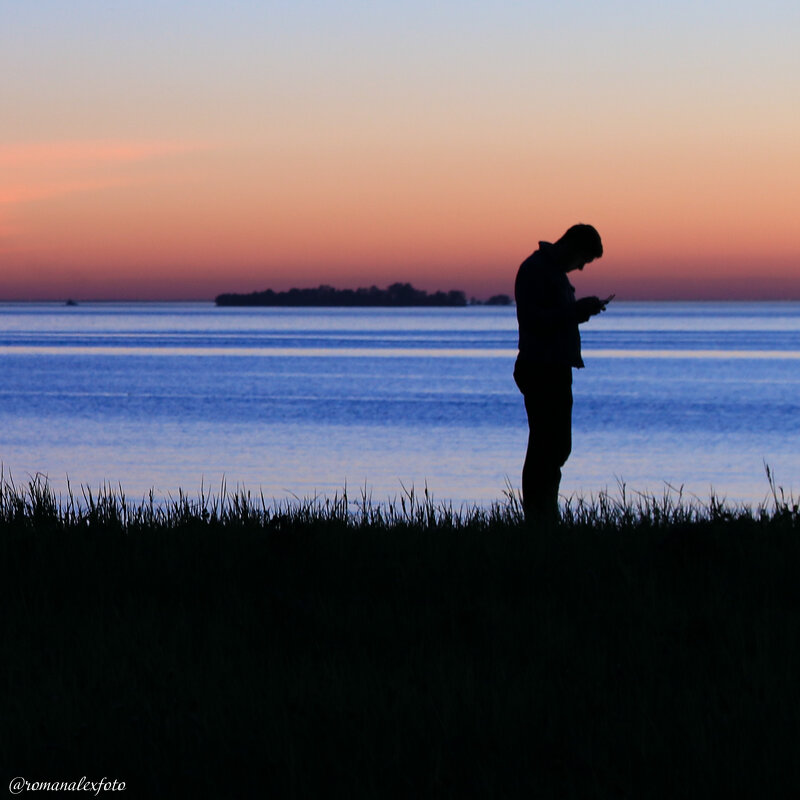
[0,346,515,358]
[4,347,800,360]
[1,302,799,506]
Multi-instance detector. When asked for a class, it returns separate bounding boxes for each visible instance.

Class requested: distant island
[215,282,512,308]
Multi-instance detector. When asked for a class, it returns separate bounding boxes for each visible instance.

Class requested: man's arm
[516,266,578,330]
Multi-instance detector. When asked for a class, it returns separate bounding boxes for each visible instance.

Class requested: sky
[2,0,799,301]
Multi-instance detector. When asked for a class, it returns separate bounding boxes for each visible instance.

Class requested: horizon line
[3,296,800,305]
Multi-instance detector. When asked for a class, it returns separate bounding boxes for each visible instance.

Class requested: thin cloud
[0,139,212,252]
[0,140,208,168]
[0,178,153,206]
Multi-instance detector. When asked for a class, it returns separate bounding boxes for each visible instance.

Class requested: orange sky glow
[2,3,798,301]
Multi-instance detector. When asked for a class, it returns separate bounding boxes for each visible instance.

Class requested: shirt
[514,241,584,368]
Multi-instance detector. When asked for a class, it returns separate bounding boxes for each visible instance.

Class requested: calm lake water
[1,302,799,508]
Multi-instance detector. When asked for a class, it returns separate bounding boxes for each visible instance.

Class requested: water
[1,301,799,508]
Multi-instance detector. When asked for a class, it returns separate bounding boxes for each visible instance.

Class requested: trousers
[513,357,573,520]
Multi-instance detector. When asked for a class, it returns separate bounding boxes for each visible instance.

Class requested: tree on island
[215,282,475,307]
[485,294,512,305]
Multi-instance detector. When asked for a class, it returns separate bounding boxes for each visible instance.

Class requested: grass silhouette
[3,471,800,796]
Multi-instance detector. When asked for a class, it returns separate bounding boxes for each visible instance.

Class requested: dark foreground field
[3,477,800,798]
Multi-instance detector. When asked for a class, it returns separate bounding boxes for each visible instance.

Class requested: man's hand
[575,296,607,323]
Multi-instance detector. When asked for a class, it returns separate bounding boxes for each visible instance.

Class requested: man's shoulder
[519,241,557,271]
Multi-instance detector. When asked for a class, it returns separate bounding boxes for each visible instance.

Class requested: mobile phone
[601,294,615,306]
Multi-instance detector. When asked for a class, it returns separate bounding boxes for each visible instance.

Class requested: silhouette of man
[514,224,608,522]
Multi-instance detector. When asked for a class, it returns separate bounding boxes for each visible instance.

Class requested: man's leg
[520,366,573,522]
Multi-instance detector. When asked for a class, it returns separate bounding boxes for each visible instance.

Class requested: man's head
[555,224,603,272]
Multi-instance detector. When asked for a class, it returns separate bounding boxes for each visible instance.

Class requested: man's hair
[558,224,603,260]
